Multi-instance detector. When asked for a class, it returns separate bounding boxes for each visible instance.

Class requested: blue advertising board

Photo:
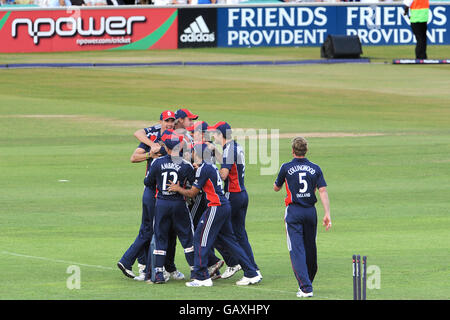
[217,4,450,47]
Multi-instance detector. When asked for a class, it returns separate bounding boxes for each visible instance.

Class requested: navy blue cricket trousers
[193,203,258,280]
[153,199,194,280]
[119,187,177,273]
[190,192,221,267]
[284,204,318,294]
[218,191,258,270]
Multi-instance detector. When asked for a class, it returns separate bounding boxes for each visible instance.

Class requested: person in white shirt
[84,0,106,5]
[36,0,71,6]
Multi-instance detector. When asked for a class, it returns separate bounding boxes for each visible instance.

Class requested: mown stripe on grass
[1,251,114,270]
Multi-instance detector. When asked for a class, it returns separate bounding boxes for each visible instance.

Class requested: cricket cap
[160,110,176,121]
[175,108,199,120]
[208,121,232,138]
[186,121,209,133]
[160,130,184,150]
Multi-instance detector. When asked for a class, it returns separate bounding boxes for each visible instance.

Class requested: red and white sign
[0,8,178,53]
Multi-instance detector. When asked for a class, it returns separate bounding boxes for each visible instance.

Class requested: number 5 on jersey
[299,172,308,193]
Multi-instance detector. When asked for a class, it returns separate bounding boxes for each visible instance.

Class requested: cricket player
[174,108,197,162]
[186,121,213,227]
[208,121,260,279]
[273,137,331,298]
[117,110,182,281]
[168,143,261,287]
[174,108,198,131]
[186,121,225,279]
[145,130,196,283]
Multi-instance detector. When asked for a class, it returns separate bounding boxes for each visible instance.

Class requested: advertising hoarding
[0,8,177,52]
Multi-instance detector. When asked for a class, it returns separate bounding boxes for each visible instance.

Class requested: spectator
[106,0,125,5]
[52,0,71,5]
[36,0,71,6]
[70,0,86,5]
[189,0,217,4]
[84,0,106,5]
[152,0,175,4]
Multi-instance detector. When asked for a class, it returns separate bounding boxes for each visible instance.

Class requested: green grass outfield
[0,46,449,300]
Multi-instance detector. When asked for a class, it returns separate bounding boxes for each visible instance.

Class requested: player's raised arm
[130,144,162,163]
[318,186,331,231]
[130,147,149,163]
[167,181,200,198]
[134,128,162,153]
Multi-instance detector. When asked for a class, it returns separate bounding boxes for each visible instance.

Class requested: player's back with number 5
[275,157,326,208]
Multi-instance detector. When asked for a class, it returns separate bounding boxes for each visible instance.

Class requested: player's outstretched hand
[167,180,181,193]
[323,214,332,231]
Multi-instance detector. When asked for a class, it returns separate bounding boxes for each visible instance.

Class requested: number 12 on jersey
[162,171,178,191]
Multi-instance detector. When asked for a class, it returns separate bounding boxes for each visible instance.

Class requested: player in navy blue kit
[186,121,213,228]
[274,137,331,298]
[174,108,198,132]
[146,130,196,283]
[185,121,225,280]
[208,122,260,280]
[168,144,261,287]
[117,111,182,282]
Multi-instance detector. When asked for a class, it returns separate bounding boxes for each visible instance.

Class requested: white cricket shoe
[221,264,242,279]
[163,269,170,281]
[208,260,225,276]
[170,270,185,280]
[236,275,262,286]
[256,270,262,279]
[134,263,146,281]
[138,263,146,275]
[117,262,136,279]
[296,288,313,298]
[133,274,146,281]
[185,278,213,287]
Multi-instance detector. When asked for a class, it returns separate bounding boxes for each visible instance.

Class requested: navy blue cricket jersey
[193,162,228,207]
[222,140,246,193]
[146,155,195,201]
[274,157,327,207]
[140,125,167,188]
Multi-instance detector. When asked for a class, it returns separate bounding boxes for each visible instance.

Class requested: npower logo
[11,16,146,44]
[180,16,214,43]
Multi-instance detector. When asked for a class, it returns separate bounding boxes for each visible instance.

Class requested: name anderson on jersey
[160,162,181,172]
[287,164,316,176]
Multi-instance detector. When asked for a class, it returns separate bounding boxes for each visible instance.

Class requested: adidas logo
[180,16,215,43]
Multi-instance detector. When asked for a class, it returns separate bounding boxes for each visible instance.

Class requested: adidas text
[180,33,215,43]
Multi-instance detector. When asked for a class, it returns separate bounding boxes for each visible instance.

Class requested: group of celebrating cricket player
[117,108,331,297]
